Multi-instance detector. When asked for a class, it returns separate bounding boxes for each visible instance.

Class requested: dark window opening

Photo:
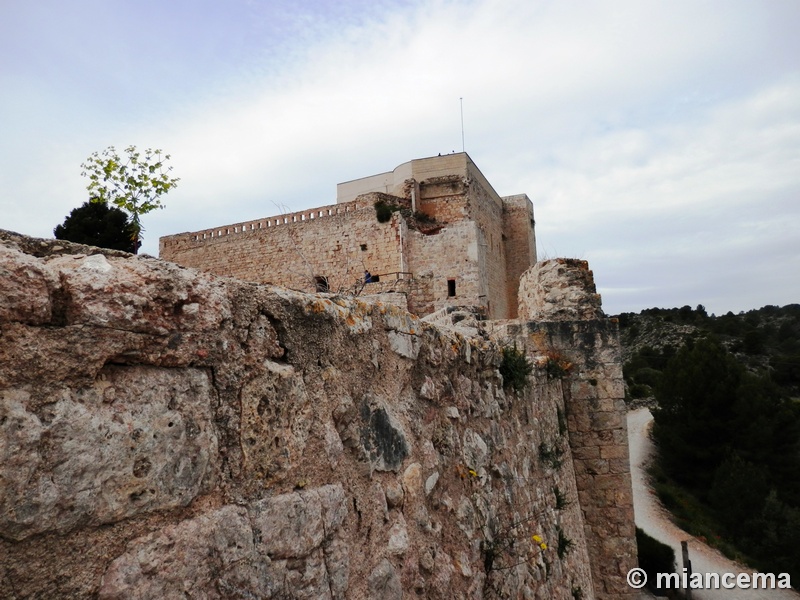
[372,274,380,282]
[315,276,329,292]
[360,243,367,251]
[447,279,456,297]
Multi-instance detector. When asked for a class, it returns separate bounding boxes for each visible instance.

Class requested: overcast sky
[2,0,798,316]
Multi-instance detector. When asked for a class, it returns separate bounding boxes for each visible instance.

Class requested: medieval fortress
[160,153,536,320]
[0,154,638,599]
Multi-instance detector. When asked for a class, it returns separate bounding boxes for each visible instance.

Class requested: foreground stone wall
[0,231,636,599]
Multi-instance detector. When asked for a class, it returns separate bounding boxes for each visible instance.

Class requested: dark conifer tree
[54,201,137,252]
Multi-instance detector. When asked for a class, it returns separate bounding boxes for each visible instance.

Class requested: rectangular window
[447,279,456,297]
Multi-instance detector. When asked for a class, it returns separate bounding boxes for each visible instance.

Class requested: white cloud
[1,0,799,315]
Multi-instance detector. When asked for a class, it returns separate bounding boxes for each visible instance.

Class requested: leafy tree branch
[81,145,179,252]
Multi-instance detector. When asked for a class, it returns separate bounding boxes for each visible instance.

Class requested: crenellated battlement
[159,193,405,250]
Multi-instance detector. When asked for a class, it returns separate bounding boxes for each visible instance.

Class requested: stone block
[571,446,600,460]
[599,445,629,460]
[0,244,52,325]
[608,458,632,474]
[579,459,610,475]
[571,380,600,401]
[368,559,402,600]
[590,411,624,431]
[249,491,324,559]
[0,366,218,541]
[98,505,263,600]
[359,399,410,473]
[567,411,592,433]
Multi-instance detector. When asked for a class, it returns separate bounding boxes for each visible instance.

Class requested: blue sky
[2,0,798,315]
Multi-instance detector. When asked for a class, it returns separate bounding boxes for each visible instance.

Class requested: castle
[159,153,536,320]
[0,154,640,598]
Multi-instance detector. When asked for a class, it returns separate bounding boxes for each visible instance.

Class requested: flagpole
[460,97,465,152]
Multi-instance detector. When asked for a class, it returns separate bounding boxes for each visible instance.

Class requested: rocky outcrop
[518,259,603,322]
[0,231,635,599]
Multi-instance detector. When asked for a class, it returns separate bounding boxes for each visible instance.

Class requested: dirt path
[627,407,798,599]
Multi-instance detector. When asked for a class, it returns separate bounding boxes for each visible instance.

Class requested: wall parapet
[508,257,638,600]
[159,192,407,252]
[160,200,354,250]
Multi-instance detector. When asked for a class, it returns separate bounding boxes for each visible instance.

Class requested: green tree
[81,145,179,253]
[652,336,744,489]
[754,492,800,579]
[654,334,800,499]
[54,201,137,252]
[636,527,675,595]
[709,454,768,536]
[743,329,765,355]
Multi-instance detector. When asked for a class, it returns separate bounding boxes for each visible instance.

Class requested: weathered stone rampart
[511,258,637,599]
[0,230,635,599]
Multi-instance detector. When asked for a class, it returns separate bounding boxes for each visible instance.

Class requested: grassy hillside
[616,304,800,582]
[617,304,800,403]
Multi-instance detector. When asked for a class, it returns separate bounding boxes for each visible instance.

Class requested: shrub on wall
[374,200,396,223]
[500,344,533,393]
[544,350,573,380]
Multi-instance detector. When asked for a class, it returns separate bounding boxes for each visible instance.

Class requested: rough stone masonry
[0,231,636,599]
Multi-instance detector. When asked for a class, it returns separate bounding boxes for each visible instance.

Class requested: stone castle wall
[0,231,637,599]
[160,154,536,321]
[462,175,509,319]
[405,220,483,313]
[511,258,637,599]
[159,194,406,294]
[159,195,514,319]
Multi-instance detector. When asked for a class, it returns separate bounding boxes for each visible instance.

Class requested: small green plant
[481,527,532,574]
[545,350,573,380]
[500,343,533,393]
[539,442,564,470]
[556,525,574,559]
[553,486,570,510]
[478,509,549,590]
[374,200,394,222]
